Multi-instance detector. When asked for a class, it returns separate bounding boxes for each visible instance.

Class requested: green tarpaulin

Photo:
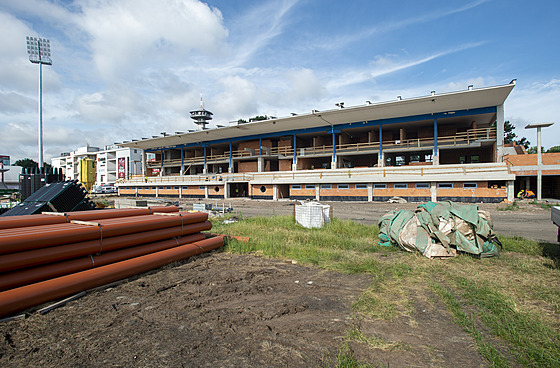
[378,201,502,259]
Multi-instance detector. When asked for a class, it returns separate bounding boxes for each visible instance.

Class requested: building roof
[119,82,516,151]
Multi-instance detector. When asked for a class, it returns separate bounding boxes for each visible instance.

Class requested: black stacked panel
[2,180,95,217]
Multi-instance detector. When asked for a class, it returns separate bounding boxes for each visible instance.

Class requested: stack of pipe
[0,206,223,318]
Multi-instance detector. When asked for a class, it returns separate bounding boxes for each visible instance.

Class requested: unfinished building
[117,81,519,203]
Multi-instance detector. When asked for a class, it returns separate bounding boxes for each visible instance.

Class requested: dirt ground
[0,198,557,367]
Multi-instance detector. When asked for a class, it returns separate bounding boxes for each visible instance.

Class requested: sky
[1,0,560,164]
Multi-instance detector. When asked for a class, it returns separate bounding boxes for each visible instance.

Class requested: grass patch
[453,276,560,366]
[211,214,560,367]
[430,281,511,367]
[497,201,520,211]
[529,201,560,210]
[347,328,404,351]
[334,344,376,368]
[212,215,389,270]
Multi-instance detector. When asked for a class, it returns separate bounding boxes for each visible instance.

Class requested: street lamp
[26,36,52,169]
[525,122,554,200]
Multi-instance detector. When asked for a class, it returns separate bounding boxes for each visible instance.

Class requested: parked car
[94,184,117,194]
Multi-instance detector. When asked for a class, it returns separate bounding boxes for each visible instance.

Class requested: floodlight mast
[26,36,52,169]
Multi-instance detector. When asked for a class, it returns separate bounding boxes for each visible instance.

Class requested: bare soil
[1,198,557,367]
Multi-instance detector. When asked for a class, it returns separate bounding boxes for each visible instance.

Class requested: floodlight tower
[190,93,213,131]
[26,36,52,169]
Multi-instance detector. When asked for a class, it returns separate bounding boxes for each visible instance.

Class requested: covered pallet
[378,201,502,258]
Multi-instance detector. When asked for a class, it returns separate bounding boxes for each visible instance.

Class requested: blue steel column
[332,126,336,162]
[379,125,383,166]
[180,148,184,174]
[293,134,297,169]
[259,137,262,155]
[204,146,207,172]
[229,141,233,167]
[433,117,438,163]
[160,149,163,173]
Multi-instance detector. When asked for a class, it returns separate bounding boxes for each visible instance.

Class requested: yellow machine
[78,158,96,192]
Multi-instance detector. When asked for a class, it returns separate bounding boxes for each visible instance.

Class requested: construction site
[1,82,559,367]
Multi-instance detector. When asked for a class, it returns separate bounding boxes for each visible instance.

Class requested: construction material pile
[2,180,95,216]
[0,206,223,318]
[378,201,502,259]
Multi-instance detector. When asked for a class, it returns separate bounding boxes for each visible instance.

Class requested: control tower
[190,94,213,131]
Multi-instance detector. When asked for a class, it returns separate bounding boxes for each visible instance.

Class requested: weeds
[497,201,520,211]
[529,200,560,210]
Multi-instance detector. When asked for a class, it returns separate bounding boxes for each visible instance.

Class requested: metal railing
[146,127,496,169]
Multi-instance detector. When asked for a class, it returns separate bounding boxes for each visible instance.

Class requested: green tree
[504,121,516,144]
[249,115,269,122]
[14,158,38,168]
[13,158,51,169]
[547,145,560,153]
[502,121,531,148]
[527,146,544,154]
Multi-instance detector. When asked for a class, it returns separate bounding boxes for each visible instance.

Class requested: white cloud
[213,76,258,121]
[326,43,485,91]
[505,79,560,149]
[77,0,228,79]
[226,0,299,67]
[315,0,490,51]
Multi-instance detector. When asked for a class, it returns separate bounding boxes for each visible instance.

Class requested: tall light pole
[525,122,554,200]
[26,36,52,169]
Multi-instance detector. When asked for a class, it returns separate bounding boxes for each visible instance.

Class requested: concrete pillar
[204,185,209,199]
[331,159,337,170]
[430,182,437,202]
[273,184,278,201]
[292,163,298,171]
[224,183,229,199]
[179,186,182,199]
[367,183,373,202]
[507,180,514,202]
[496,104,505,162]
[433,149,440,165]
[378,154,384,167]
[155,186,159,198]
[315,184,320,201]
[258,157,265,172]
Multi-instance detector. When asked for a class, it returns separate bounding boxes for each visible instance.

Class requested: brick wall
[279,159,292,171]
[238,160,258,173]
[238,140,260,151]
[278,139,292,148]
[250,184,273,197]
[208,185,224,196]
[508,152,560,166]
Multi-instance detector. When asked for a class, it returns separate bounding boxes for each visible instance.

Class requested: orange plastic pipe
[0,221,212,272]
[0,236,224,317]
[0,233,207,291]
[0,212,208,255]
[0,206,179,230]
[0,215,67,230]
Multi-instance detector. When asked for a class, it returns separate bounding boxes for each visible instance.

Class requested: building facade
[51,145,143,186]
[117,82,521,202]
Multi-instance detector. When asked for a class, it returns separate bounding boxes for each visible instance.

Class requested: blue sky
[1,0,559,163]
